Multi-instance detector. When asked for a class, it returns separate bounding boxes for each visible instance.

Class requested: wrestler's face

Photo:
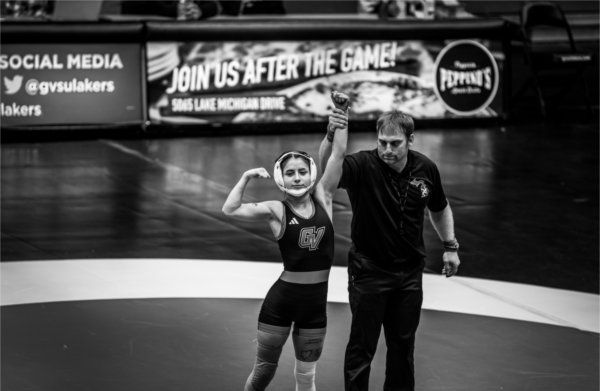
[377,128,413,169]
[282,157,311,192]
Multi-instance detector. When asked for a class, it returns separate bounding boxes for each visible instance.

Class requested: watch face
[443,240,459,251]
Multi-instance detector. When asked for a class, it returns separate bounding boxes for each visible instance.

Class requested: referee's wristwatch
[443,238,459,252]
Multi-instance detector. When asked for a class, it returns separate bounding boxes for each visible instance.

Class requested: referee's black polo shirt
[339,149,448,269]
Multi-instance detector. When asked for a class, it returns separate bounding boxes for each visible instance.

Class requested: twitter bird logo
[3,75,23,95]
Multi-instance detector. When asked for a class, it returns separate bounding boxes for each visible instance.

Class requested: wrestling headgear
[273,151,317,197]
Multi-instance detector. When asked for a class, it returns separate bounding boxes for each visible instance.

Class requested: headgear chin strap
[273,151,317,197]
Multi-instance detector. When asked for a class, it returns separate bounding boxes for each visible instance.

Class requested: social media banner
[0,44,143,127]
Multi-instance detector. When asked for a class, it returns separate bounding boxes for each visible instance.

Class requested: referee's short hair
[376,110,414,138]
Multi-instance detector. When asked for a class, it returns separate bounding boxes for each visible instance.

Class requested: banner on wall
[146,39,503,124]
[0,44,143,127]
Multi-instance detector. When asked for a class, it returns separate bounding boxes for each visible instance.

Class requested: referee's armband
[443,239,459,252]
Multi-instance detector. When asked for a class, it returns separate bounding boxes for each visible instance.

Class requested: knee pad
[292,327,326,362]
[246,323,290,391]
[256,324,289,363]
[246,357,278,391]
[294,359,317,391]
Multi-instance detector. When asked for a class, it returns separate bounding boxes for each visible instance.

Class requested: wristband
[443,239,459,252]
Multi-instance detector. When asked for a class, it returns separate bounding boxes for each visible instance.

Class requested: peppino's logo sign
[433,40,499,115]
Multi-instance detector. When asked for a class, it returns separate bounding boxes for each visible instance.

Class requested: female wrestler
[222,106,348,391]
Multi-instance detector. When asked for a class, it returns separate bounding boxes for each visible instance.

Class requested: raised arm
[222,167,277,222]
[319,91,348,172]
[314,108,348,216]
[318,123,335,173]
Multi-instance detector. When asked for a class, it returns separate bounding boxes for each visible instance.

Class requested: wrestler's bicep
[228,202,274,221]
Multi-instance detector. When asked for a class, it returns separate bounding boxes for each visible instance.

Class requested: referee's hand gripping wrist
[326,123,335,142]
[327,109,349,142]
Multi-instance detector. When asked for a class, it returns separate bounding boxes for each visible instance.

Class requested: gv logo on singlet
[298,226,325,251]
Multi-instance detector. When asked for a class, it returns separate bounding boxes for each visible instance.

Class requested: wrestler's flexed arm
[222,168,283,235]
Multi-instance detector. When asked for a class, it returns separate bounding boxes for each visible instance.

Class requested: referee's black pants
[344,249,424,391]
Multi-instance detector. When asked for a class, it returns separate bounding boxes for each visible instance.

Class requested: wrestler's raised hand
[331,90,350,111]
[327,91,349,141]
